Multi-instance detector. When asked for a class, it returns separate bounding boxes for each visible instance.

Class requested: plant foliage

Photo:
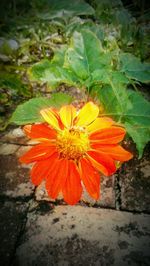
[26,30,150,157]
[10,93,72,125]
[1,0,150,158]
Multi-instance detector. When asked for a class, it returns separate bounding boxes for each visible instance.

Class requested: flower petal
[90,126,126,144]
[87,150,116,176]
[59,105,76,128]
[19,144,57,163]
[31,152,58,185]
[76,102,99,126]
[87,117,114,133]
[40,108,60,130]
[80,157,100,200]
[91,144,133,161]
[24,124,56,141]
[62,160,82,205]
[46,159,68,199]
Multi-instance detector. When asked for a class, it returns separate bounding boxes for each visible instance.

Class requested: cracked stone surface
[35,175,115,208]
[0,144,34,198]
[13,205,150,266]
[120,147,150,212]
[83,174,115,208]
[0,201,28,266]
[0,127,27,144]
[0,143,19,155]
[0,127,150,266]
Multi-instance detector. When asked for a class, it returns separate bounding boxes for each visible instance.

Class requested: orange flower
[20,102,133,205]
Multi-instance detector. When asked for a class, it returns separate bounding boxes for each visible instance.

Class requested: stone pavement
[0,127,150,266]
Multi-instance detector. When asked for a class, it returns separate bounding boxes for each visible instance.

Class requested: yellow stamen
[56,127,90,160]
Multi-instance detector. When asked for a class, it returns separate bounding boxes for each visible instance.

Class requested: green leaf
[123,90,150,156]
[28,60,52,82]
[65,19,105,41]
[111,71,129,84]
[92,71,129,115]
[28,46,67,82]
[28,59,78,89]
[98,85,131,120]
[115,9,134,27]
[125,70,150,83]
[50,92,73,107]
[91,70,129,85]
[124,122,150,158]
[10,93,72,125]
[125,90,150,126]
[120,53,147,71]
[98,87,150,157]
[91,69,110,83]
[51,46,67,65]
[120,53,150,83]
[37,0,95,20]
[64,30,104,80]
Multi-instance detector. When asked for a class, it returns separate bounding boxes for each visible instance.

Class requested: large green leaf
[97,85,131,120]
[98,87,150,157]
[51,46,67,65]
[28,46,67,81]
[37,0,95,20]
[120,53,150,83]
[31,64,78,89]
[91,69,110,83]
[66,19,105,41]
[124,90,150,126]
[10,93,72,125]
[28,60,52,82]
[43,66,78,88]
[64,30,104,80]
[28,61,78,90]
[49,92,72,107]
[91,71,129,115]
[111,71,129,84]
[91,70,129,85]
[123,90,150,158]
[124,122,150,158]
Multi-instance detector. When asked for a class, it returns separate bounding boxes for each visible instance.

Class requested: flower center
[56,127,90,160]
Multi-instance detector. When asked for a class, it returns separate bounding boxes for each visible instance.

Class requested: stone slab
[0,143,19,155]
[35,174,115,208]
[13,205,150,266]
[0,145,34,198]
[0,127,27,144]
[120,147,150,212]
[0,201,28,266]
[82,174,115,208]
